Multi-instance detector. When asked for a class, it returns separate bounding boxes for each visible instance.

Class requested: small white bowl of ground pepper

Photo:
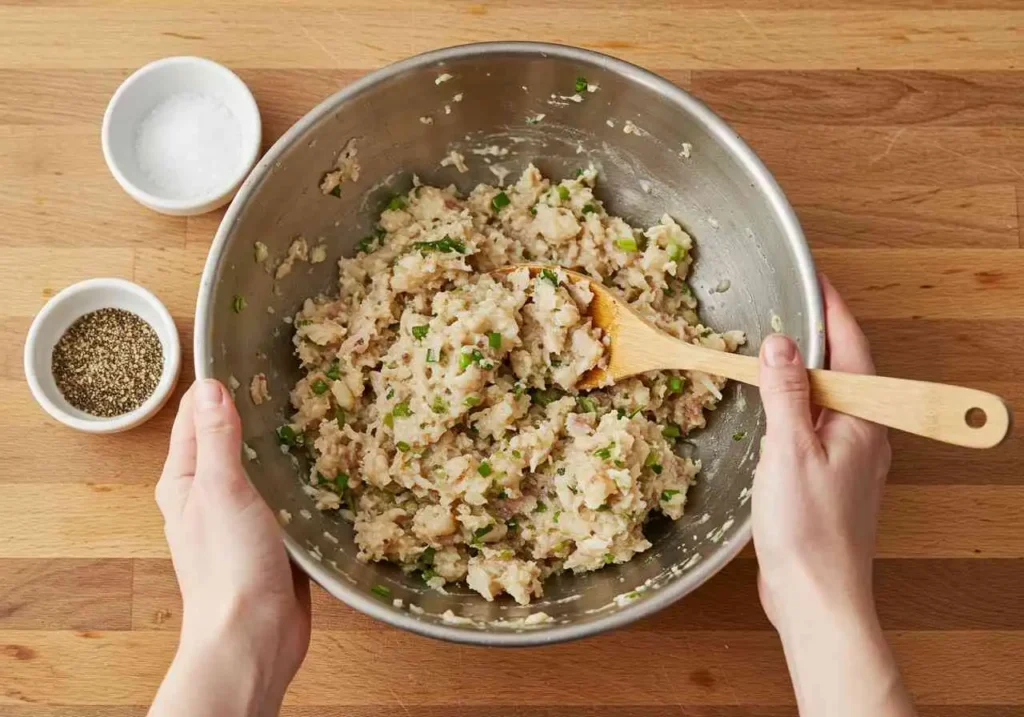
[24,278,181,433]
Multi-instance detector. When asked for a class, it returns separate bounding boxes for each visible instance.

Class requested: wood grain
[2,1,1023,713]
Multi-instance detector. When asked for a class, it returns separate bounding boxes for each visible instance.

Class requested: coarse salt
[135,92,243,199]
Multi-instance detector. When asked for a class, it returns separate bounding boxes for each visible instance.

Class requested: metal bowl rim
[195,40,824,646]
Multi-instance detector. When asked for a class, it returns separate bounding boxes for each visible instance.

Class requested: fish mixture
[279,164,744,604]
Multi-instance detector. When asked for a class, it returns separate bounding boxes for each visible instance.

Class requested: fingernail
[763,334,797,367]
[195,379,224,409]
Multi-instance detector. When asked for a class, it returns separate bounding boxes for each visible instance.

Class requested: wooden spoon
[499,264,1011,449]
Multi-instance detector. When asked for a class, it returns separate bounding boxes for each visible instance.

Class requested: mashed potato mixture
[281,164,744,605]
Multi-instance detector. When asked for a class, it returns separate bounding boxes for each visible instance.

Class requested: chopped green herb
[231,294,246,313]
[464,395,481,408]
[426,348,437,363]
[614,459,626,468]
[334,407,346,426]
[540,268,559,285]
[396,441,411,453]
[411,325,429,340]
[556,185,570,202]
[487,331,502,350]
[477,460,492,477]
[356,236,376,253]
[431,396,449,414]
[385,387,395,400]
[534,501,547,513]
[512,383,525,397]
[593,444,613,460]
[530,387,564,407]
[644,451,660,468]
[383,412,394,428]
[420,547,436,566]
[616,408,626,419]
[625,590,641,600]
[576,395,596,413]
[597,503,612,512]
[667,243,686,261]
[529,205,538,216]
[553,510,561,524]
[603,552,615,564]
[497,489,508,499]
[661,489,681,502]
[386,195,407,211]
[652,464,663,475]
[511,449,522,458]
[556,467,566,476]
[662,423,682,440]
[733,431,747,441]
[411,235,466,254]
[311,378,329,395]
[629,407,643,418]
[370,584,391,598]
[491,191,511,212]
[581,203,596,214]
[575,168,584,177]
[336,472,349,491]
[421,569,437,582]
[458,348,485,370]
[330,185,342,198]
[506,517,519,530]
[615,237,639,252]
[392,401,412,418]
[275,425,302,447]
[575,76,588,93]
[668,375,685,394]
[473,524,493,541]
[325,360,341,380]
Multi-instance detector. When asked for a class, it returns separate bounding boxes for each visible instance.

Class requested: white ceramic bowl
[24,278,182,433]
[101,56,261,216]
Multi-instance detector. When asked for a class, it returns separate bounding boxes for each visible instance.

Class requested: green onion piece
[431,396,448,414]
[325,360,341,380]
[529,205,538,216]
[477,461,493,477]
[556,185,570,201]
[473,524,493,540]
[392,401,412,417]
[667,243,685,261]
[421,569,437,582]
[330,185,342,198]
[426,348,437,363]
[652,464,663,475]
[488,331,502,350]
[383,413,394,428]
[644,451,660,468]
[411,235,466,253]
[396,441,411,452]
[512,383,524,397]
[356,236,376,253]
[511,449,522,458]
[575,168,584,177]
[336,472,349,491]
[458,351,473,370]
[385,387,395,400]
[534,501,547,513]
[420,547,436,566]
[575,76,588,93]
[614,459,626,468]
[497,489,508,499]
[386,195,407,211]
[370,584,391,598]
[597,504,611,512]
[231,294,246,313]
[464,395,481,408]
[576,395,596,413]
[553,510,561,524]
[491,191,511,212]
[593,444,613,460]
[540,268,559,285]
[581,203,596,214]
[506,517,519,530]
[412,325,429,340]
[615,237,639,252]
[311,378,329,395]
[275,425,301,447]
[334,407,346,426]
[733,431,747,441]
[530,387,564,407]
[603,552,615,565]
[668,375,684,393]
[661,489,681,502]
[556,467,566,475]
[662,423,682,439]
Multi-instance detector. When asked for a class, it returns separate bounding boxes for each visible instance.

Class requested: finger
[156,386,197,521]
[758,333,821,457]
[820,274,875,375]
[291,561,312,618]
[192,378,255,508]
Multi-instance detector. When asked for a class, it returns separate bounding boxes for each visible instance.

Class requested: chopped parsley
[336,472,349,491]
[491,191,511,212]
[603,553,615,565]
[311,378,329,395]
[231,294,246,313]
[511,449,522,458]
[581,203,596,214]
[575,76,588,93]
[534,501,547,513]
[392,401,412,418]
[385,387,395,400]
[396,441,411,452]
[593,444,614,460]
[411,235,466,253]
[661,489,681,502]
[275,425,303,447]
[430,396,449,414]
[464,395,481,408]
[356,235,377,253]
[556,185,570,202]
[668,375,685,394]
[733,431,747,441]
[576,395,596,413]
[459,348,485,370]
[487,331,502,350]
[662,422,682,440]
[411,325,429,340]
[477,460,493,477]
[473,524,493,541]
[386,195,407,211]
[370,584,391,598]
[539,268,559,285]
[553,510,561,524]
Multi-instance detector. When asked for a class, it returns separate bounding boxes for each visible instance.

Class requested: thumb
[758,334,818,454]
[192,378,255,507]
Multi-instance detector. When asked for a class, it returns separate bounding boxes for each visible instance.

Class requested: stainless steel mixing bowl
[195,42,823,645]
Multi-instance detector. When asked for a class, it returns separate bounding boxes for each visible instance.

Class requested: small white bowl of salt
[102,56,261,216]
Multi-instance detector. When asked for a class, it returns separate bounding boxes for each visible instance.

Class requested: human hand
[751,277,914,717]
[150,379,310,717]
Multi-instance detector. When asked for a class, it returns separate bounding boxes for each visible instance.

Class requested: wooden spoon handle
[676,349,1011,449]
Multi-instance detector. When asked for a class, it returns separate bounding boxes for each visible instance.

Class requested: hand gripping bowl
[195,42,823,645]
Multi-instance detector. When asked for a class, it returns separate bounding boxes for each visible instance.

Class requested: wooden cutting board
[1,2,1022,714]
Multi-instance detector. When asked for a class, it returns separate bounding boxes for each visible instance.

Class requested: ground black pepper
[51,308,164,417]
